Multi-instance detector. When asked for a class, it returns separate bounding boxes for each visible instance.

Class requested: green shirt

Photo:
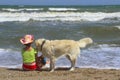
[22,48,37,63]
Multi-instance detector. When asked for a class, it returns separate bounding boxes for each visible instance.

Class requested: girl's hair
[24,43,32,47]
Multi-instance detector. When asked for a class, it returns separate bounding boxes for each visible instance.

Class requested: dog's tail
[78,37,93,48]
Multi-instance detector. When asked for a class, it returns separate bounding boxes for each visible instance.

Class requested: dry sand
[0,67,120,80]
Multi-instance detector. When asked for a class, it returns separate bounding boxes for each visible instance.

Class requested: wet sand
[0,67,120,80]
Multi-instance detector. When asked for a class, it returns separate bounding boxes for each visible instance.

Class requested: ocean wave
[49,8,77,11]
[2,8,78,12]
[0,44,120,69]
[0,48,14,54]
[0,48,22,68]
[84,25,120,44]
[2,8,43,12]
[0,12,120,22]
[114,26,120,30]
[79,44,120,69]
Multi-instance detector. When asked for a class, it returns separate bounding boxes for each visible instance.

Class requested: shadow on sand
[7,67,75,72]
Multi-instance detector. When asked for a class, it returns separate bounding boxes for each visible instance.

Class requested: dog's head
[35,39,46,51]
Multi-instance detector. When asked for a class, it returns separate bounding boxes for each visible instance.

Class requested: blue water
[0,5,120,69]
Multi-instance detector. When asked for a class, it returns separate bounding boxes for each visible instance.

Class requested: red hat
[20,34,34,44]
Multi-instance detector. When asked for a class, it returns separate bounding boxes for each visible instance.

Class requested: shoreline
[0,67,120,80]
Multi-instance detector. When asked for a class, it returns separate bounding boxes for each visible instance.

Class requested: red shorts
[22,63,37,70]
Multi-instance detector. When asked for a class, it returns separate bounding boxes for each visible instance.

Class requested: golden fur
[35,38,93,72]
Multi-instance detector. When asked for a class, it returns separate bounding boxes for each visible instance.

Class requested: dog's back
[46,40,80,57]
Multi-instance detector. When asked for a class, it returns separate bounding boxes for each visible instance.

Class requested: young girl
[20,34,49,71]
[20,34,37,70]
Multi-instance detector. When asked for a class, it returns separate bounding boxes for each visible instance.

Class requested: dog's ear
[35,39,45,45]
[35,39,39,47]
[35,39,46,51]
[78,38,93,48]
[35,39,40,51]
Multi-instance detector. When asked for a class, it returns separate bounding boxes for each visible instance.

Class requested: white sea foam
[0,11,120,22]
[80,44,120,69]
[0,48,22,68]
[114,26,120,29]
[0,44,120,69]
[49,8,77,11]
[2,8,43,12]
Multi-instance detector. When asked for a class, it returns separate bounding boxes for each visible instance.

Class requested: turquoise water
[0,5,120,69]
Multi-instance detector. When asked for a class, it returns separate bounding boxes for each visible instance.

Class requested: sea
[0,5,120,69]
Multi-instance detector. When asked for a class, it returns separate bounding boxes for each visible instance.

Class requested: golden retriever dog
[35,38,93,72]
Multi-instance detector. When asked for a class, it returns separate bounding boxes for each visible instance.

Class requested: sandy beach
[0,67,120,80]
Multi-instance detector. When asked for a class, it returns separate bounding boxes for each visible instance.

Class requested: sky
[0,0,120,5]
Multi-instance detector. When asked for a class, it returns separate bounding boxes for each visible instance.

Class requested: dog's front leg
[50,58,55,72]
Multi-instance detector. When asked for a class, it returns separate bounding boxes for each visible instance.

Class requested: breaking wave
[0,12,120,22]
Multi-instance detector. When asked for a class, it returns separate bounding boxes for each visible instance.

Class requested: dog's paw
[69,67,74,71]
[50,69,54,72]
